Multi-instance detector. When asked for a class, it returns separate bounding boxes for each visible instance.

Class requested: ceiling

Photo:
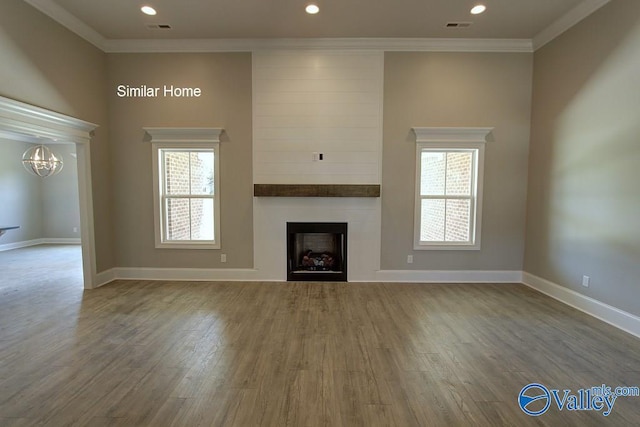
[24,0,610,51]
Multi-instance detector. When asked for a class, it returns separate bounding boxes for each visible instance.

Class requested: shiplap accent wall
[253,51,383,184]
[252,51,384,280]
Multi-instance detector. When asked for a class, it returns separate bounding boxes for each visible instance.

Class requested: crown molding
[0,96,97,144]
[412,127,494,143]
[23,1,531,53]
[144,127,223,143]
[103,37,533,53]
[533,0,611,51]
[23,0,107,50]
[26,0,607,54]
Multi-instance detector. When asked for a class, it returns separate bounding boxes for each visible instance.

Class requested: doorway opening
[0,96,98,288]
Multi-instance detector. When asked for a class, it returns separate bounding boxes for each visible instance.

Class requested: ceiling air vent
[446,22,472,28]
[147,24,172,30]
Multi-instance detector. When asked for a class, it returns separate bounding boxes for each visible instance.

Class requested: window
[413,127,490,250]
[146,127,223,249]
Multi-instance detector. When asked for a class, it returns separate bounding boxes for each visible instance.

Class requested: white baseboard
[522,272,640,339]
[374,269,523,283]
[104,267,261,283]
[94,268,117,288]
[0,238,81,252]
[93,268,522,285]
[0,238,43,252]
[42,238,81,245]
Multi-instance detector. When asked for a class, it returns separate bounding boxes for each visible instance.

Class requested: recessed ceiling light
[141,6,157,16]
[305,4,320,15]
[470,4,486,15]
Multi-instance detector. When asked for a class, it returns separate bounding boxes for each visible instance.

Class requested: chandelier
[22,145,64,177]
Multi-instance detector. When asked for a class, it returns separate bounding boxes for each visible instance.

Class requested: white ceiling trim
[23,0,107,50]
[533,0,611,50]
[103,37,533,53]
[24,0,608,54]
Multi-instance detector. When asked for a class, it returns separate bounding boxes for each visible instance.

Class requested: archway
[0,96,98,288]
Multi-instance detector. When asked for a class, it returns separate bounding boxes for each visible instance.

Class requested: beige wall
[107,53,253,268]
[0,0,112,271]
[0,140,44,243]
[382,52,533,270]
[525,0,640,316]
[0,142,80,244]
[42,144,81,239]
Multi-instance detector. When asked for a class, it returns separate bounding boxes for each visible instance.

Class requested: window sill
[413,243,481,251]
[156,242,220,250]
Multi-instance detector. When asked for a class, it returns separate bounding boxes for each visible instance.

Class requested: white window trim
[412,127,492,251]
[146,127,223,250]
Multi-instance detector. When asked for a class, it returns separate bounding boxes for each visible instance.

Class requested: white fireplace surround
[254,197,380,281]
[249,50,385,280]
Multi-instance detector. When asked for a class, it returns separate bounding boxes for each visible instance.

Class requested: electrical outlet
[221,254,227,263]
[582,275,590,288]
[407,255,413,264]
[73,227,78,233]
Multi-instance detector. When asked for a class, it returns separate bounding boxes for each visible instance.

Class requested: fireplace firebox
[287,222,347,282]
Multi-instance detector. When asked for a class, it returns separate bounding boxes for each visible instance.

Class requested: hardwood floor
[1,248,640,425]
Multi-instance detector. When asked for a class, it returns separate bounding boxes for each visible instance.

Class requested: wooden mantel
[254,184,380,198]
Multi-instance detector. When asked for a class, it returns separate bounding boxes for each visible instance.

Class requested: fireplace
[287,222,347,282]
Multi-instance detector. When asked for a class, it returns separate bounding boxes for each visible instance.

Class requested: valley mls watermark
[518,383,639,417]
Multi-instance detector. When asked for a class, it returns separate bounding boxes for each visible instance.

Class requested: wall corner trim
[522,272,640,339]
